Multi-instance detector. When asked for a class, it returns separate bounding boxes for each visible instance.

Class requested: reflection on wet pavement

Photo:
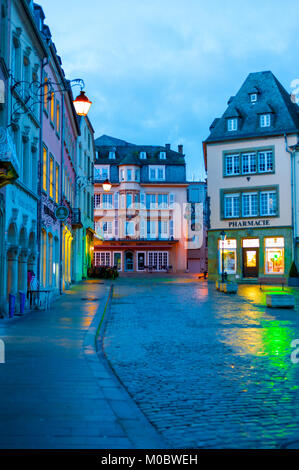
[104,278,299,449]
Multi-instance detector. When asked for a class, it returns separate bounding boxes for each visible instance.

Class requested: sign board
[55,206,69,221]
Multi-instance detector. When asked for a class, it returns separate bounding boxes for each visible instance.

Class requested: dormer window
[260,114,271,128]
[140,151,147,160]
[227,118,238,132]
[109,151,116,159]
[250,93,257,103]
[160,151,166,160]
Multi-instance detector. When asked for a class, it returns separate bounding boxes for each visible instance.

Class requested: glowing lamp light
[73,91,92,116]
[102,179,112,192]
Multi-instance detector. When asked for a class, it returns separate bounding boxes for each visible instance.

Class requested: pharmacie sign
[228,219,271,228]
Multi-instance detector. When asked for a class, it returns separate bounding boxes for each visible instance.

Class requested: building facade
[73,116,95,282]
[2,0,47,315]
[204,71,299,282]
[186,181,208,274]
[93,136,188,273]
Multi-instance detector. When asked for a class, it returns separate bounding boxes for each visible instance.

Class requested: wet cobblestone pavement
[104,277,299,449]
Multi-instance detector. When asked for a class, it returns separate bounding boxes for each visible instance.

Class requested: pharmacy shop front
[208,227,292,282]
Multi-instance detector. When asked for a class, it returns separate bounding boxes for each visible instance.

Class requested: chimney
[178,144,183,154]
[290,93,297,104]
[165,144,171,150]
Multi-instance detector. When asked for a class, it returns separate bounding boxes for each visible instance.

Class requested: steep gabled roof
[95,135,186,166]
[204,71,299,143]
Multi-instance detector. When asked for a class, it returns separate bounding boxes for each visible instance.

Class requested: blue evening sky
[42,0,299,180]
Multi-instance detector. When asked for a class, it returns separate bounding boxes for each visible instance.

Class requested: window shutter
[169,193,175,208]
[114,192,119,209]
[140,192,145,208]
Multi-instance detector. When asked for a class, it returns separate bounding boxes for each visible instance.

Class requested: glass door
[125,252,134,272]
[243,248,259,278]
[137,252,146,271]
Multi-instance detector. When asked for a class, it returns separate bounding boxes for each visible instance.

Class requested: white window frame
[140,151,147,160]
[95,251,111,267]
[113,251,122,271]
[136,251,146,271]
[250,93,257,103]
[260,191,277,216]
[242,192,258,217]
[159,151,166,160]
[227,118,238,131]
[125,221,135,236]
[260,113,271,128]
[225,154,240,176]
[149,165,165,181]
[94,165,110,180]
[224,193,240,218]
[242,153,256,174]
[258,151,273,173]
[109,151,116,159]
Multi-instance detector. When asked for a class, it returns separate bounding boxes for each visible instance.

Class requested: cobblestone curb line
[83,284,169,449]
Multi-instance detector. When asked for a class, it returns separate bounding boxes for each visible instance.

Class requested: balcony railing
[71,208,83,229]
[0,127,19,187]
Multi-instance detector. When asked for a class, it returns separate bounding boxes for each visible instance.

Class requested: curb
[84,284,169,449]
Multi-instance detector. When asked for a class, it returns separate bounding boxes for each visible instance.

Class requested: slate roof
[204,71,299,143]
[95,135,186,166]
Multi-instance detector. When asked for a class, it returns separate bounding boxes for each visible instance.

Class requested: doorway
[125,251,134,272]
[243,248,259,278]
[137,252,146,271]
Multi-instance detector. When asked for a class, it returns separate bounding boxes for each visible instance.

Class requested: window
[102,193,113,209]
[55,165,59,203]
[169,193,175,208]
[140,152,147,160]
[126,193,133,209]
[265,238,284,274]
[158,194,168,209]
[49,155,54,198]
[224,194,240,218]
[242,153,256,174]
[148,252,169,271]
[227,118,238,131]
[50,92,55,123]
[94,166,109,180]
[109,151,116,159]
[120,169,125,181]
[95,252,111,267]
[219,239,237,274]
[242,193,258,217]
[42,146,47,192]
[94,194,101,208]
[146,194,156,209]
[103,221,113,237]
[225,154,240,175]
[260,114,271,127]
[160,221,168,238]
[127,169,132,181]
[147,220,157,238]
[260,191,277,216]
[114,192,119,209]
[23,56,30,99]
[135,169,140,181]
[56,102,60,132]
[126,221,135,236]
[250,93,257,103]
[160,151,166,160]
[258,151,273,173]
[149,166,165,181]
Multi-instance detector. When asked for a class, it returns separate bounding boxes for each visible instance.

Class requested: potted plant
[288,261,299,287]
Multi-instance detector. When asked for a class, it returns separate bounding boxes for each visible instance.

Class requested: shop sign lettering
[228,220,271,228]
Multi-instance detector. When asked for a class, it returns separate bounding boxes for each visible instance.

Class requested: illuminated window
[49,155,54,198]
[43,146,47,192]
[48,233,53,287]
[219,239,237,274]
[44,76,49,111]
[265,238,285,274]
[56,102,60,132]
[41,229,47,287]
[50,92,55,122]
[55,164,59,203]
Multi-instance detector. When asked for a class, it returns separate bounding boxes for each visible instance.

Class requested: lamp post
[220,230,227,282]
[73,90,92,117]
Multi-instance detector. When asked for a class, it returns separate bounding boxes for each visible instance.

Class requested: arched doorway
[125,251,134,272]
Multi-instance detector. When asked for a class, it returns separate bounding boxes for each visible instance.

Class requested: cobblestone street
[104,276,299,449]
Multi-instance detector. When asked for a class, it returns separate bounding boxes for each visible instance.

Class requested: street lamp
[73,90,92,117]
[102,179,112,192]
[220,230,227,282]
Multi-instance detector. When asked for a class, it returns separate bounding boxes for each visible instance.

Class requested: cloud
[41,0,299,179]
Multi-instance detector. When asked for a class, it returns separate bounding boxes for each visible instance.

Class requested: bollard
[8,294,16,318]
[19,292,26,314]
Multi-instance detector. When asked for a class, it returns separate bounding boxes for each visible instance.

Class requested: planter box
[288,278,299,287]
[223,283,238,294]
[266,294,295,309]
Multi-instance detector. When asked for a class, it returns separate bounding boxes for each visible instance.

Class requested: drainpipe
[284,133,297,263]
